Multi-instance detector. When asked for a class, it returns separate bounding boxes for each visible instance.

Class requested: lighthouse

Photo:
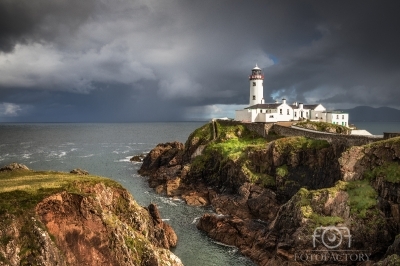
[249,64,264,106]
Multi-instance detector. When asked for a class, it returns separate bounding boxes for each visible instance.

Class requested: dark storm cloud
[0,0,97,52]
[0,0,399,121]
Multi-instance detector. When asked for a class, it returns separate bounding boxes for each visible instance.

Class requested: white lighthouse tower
[249,64,264,106]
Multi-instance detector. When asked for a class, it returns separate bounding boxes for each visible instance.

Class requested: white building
[235,65,349,126]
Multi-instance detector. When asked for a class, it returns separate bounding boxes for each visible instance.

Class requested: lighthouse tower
[249,64,264,106]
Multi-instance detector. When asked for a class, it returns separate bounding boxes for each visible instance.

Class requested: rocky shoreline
[138,120,400,265]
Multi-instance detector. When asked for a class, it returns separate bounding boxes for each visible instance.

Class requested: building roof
[252,64,261,70]
[303,104,319,110]
[289,104,321,110]
[246,103,281,109]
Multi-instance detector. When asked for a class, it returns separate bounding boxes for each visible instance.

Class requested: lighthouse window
[253,95,256,100]
[287,109,290,115]
[253,82,256,86]
[279,109,282,114]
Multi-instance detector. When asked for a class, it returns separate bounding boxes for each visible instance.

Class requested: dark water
[0,122,255,266]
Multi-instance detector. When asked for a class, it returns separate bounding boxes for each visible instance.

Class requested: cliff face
[139,121,400,265]
[0,166,182,266]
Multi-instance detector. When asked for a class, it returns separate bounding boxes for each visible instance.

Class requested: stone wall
[272,124,383,147]
[214,120,273,138]
[384,132,400,139]
[214,120,383,147]
[242,122,274,137]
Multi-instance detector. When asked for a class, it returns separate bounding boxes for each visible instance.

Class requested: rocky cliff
[139,121,400,265]
[0,164,182,266]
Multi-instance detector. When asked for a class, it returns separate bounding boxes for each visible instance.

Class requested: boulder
[70,168,89,175]
[130,154,145,162]
[0,162,30,172]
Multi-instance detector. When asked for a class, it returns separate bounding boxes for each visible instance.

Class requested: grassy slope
[189,121,331,187]
[0,170,121,215]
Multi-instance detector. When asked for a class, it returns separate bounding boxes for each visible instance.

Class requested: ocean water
[0,122,255,266]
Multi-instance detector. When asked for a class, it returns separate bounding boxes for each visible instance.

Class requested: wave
[47,151,67,158]
[159,197,178,206]
[78,154,94,158]
[212,241,238,249]
[115,156,133,162]
[22,153,32,159]
[191,217,200,224]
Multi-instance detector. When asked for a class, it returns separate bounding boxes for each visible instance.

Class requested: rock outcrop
[69,168,89,175]
[0,168,182,266]
[138,121,400,265]
[0,162,30,172]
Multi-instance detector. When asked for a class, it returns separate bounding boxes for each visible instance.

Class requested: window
[260,110,263,113]
[280,109,282,114]
[337,115,339,119]
[294,112,297,117]
[253,95,256,100]
[253,82,256,86]
[342,115,344,119]
[287,109,290,115]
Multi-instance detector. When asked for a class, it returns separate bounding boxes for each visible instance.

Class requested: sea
[0,122,255,266]
[1,122,400,265]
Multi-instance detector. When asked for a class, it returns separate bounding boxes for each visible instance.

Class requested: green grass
[364,162,400,183]
[276,165,289,178]
[186,122,213,145]
[345,180,377,218]
[296,179,377,225]
[0,170,121,215]
[274,136,330,154]
[242,164,275,186]
[297,187,344,226]
[208,137,267,161]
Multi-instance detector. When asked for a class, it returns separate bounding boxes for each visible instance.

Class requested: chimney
[299,103,304,109]
[282,98,286,105]
[261,98,265,104]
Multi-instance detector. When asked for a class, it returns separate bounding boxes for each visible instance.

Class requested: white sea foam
[191,217,200,224]
[160,197,178,206]
[212,241,238,249]
[115,156,132,162]
[22,153,32,159]
[79,154,94,158]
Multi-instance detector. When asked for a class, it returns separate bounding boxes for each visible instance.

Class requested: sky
[0,0,400,122]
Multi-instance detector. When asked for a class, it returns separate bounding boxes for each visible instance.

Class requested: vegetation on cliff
[188,121,333,193]
[295,120,350,134]
[0,166,182,266]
